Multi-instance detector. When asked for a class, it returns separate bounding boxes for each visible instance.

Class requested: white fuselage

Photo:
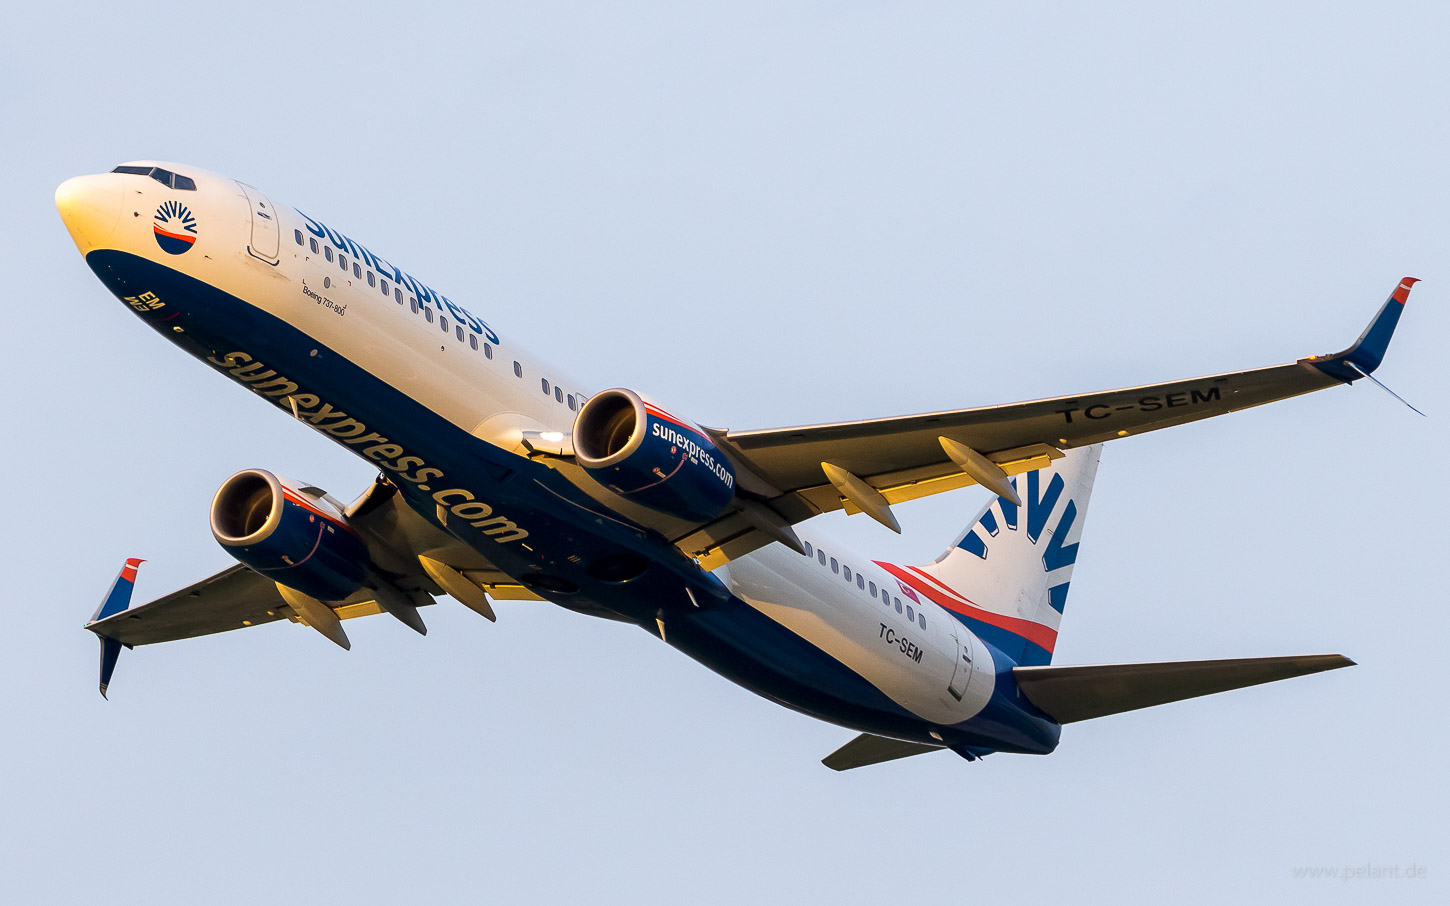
[59,161,1000,735]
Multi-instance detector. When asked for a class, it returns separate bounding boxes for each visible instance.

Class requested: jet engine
[572,389,736,522]
[210,469,370,601]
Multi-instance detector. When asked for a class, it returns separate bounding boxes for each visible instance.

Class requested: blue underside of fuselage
[87,249,1060,755]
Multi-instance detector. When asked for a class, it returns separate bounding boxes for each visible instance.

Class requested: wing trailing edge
[1013,654,1355,724]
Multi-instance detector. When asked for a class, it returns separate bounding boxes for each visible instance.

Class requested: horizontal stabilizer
[822,733,943,771]
[1014,654,1354,724]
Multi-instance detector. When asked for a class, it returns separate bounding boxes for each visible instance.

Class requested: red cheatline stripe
[281,489,355,534]
[903,564,968,604]
[874,561,1058,652]
[644,403,704,437]
[153,224,196,243]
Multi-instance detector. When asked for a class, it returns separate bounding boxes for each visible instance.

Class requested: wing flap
[1013,654,1355,724]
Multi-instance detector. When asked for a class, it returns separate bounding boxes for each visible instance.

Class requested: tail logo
[959,471,1080,614]
[153,200,198,255]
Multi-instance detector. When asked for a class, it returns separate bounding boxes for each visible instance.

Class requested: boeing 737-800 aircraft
[58,161,1415,769]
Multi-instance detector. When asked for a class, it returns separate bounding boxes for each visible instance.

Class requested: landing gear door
[948,624,977,701]
[239,182,280,265]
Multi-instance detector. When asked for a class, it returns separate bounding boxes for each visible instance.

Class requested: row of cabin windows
[295,229,586,414]
[801,541,927,631]
[297,229,495,357]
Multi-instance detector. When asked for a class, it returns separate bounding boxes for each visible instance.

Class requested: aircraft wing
[86,563,293,646]
[676,278,1418,567]
[85,475,548,695]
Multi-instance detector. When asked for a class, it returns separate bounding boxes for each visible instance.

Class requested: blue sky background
[3,2,1445,902]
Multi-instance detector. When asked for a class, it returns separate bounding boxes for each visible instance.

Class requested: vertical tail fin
[910,447,1101,666]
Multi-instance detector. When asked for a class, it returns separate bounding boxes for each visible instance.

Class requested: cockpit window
[110,165,196,191]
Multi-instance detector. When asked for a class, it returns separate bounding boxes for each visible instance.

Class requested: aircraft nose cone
[56,174,123,253]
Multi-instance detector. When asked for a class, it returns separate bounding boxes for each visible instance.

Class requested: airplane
[58,161,1417,770]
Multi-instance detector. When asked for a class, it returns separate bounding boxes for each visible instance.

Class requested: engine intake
[573,389,736,523]
[211,469,370,601]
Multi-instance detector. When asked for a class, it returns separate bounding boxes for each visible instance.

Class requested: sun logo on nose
[153,200,198,255]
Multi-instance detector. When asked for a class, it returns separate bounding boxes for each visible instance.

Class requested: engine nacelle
[573,389,736,522]
[210,469,370,601]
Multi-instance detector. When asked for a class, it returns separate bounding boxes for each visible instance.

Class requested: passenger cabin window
[893,597,902,613]
[830,557,839,574]
[325,247,334,262]
[803,541,813,558]
[441,316,449,332]
[514,361,523,378]
[353,263,362,279]
[843,565,852,582]
[457,326,466,342]
[857,575,865,590]
[424,308,434,323]
[906,605,915,622]
[294,230,303,246]
[869,581,877,596]
[918,613,926,630]
[381,279,390,295]
[817,550,827,566]
[367,271,376,287]
[484,344,494,359]
[541,378,550,395]
[880,588,890,605]
[395,288,403,304]
[468,334,478,350]
[409,297,419,313]
[310,238,319,254]
[567,394,576,411]
[555,387,563,403]
[339,255,348,271]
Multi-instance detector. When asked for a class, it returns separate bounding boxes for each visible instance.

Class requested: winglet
[98,638,123,700]
[88,558,144,698]
[1308,277,1419,382]
[90,558,143,625]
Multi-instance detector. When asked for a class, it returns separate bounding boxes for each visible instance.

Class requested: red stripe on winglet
[121,558,145,582]
[1393,277,1420,304]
